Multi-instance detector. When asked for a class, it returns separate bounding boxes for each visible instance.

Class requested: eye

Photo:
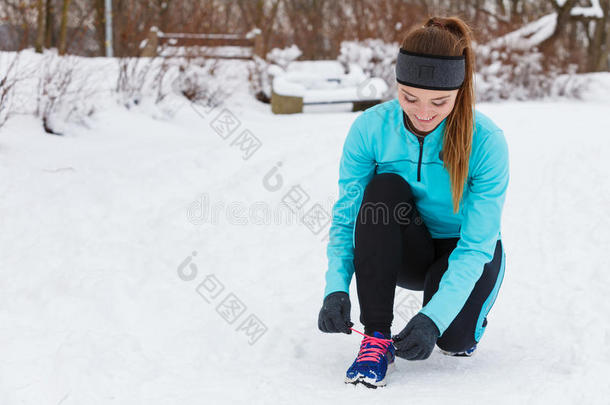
[404,95,446,106]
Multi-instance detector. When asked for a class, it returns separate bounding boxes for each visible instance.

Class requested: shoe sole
[440,349,476,357]
[344,362,395,388]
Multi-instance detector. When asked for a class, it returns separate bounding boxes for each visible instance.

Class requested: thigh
[423,240,505,352]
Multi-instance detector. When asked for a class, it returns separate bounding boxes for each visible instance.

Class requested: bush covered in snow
[0,50,236,133]
[338,39,399,101]
[474,13,592,101]
[0,53,20,129]
[115,56,231,117]
[171,59,229,109]
[36,52,99,134]
[248,45,302,103]
[475,44,588,101]
[116,57,165,109]
[266,45,302,70]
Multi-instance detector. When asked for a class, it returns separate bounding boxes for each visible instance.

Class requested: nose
[420,105,435,113]
[417,108,434,117]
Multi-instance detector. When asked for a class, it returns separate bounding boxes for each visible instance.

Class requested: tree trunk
[157,0,169,32]
[94,0,106,56]
[539,0,578,55]
[58,0,71,55]
[35,0,45,53]
[595,0,610,71]
[44,0,55,49]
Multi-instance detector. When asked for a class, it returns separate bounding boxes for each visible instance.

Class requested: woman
[317,16,509,388]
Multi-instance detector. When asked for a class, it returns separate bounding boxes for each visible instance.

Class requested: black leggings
[353,173,504,352]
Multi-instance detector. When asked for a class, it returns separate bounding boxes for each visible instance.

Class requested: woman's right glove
[317,291,353,334]
[392,312,440,360]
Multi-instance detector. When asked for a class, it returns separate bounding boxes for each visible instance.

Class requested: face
[397,83,459,132]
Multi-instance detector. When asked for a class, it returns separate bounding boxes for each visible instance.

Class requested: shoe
[440,343,477,357]
[345,331,395,388]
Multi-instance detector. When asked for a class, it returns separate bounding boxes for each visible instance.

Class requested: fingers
[318,310,326,332]
[395,342,434,360]
[318,294,352,334]
[393,318,437,360]
[339,300,352,334]
[318,308,335,333]
[342,310,353,334]
[394,321,414,339]
[329,311,351,334]
[404,343,422,360]
[322,319,334,333]
[319,309,351,334]
[395,341,417,359]
[419,347,433,360]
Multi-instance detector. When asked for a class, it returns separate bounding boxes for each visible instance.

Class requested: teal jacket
[324,98,509,335]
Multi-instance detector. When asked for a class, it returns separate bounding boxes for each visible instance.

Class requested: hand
[392,313,440,360]
[318,291,353,334]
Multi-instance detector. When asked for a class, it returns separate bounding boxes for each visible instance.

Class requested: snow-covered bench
[271,61,388,114]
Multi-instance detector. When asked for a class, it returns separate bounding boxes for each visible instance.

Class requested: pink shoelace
[350,327,394,362]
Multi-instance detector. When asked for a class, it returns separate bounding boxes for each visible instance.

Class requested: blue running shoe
[440,343,477,357]
[345,331,395,388]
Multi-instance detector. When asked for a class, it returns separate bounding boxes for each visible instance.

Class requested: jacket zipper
[417,136,424,182]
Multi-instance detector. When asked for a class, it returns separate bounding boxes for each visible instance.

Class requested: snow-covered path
[1,92,609,404]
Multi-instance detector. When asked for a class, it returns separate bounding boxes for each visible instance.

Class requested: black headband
[395,49,465,91]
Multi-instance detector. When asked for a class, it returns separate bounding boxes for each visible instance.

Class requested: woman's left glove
[392,313,440,360]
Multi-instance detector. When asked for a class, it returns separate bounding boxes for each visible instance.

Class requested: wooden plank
[303,99,381,105]
[158,37,254,47]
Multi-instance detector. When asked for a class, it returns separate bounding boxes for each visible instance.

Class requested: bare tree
[35,0,45,52]
[1,0,604,71]
[236,0,282,56]
[44,0,55,48]
[58,0,71,55]
[539,0,578,57]
[94,0,106,55]
[573,0,610,72]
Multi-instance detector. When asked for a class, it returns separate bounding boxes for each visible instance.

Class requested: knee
[363,173,413,202]
[358,173,417,227]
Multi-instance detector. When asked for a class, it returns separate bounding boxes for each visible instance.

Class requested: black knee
[363,173,414,203]
[358,173,416,227]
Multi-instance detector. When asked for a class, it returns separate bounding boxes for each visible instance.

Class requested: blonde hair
[401,16,476,213]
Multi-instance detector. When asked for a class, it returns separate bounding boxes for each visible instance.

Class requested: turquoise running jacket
[324,98,510,336]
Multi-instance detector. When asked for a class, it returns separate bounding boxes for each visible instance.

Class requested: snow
[571,0,604,18]
[1,55,610,403]
[489,3,604,53]
[338,40,398,100]
[266,45,302,69]
[273,61,388,101]
[286,60,346,78]
[272,74,307,97]
[159,45,253,59]
[487,13,557,50]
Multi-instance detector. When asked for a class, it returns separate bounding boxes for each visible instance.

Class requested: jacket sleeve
[420,130,510,335]
[324,113,376,298]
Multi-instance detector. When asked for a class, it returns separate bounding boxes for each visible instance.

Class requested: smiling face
[397,83,459,132]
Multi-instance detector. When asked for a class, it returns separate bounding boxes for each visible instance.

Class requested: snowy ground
[1,73,610,404]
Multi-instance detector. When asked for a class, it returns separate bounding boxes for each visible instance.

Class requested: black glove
[318,291,353,334]
[392,313,440,360]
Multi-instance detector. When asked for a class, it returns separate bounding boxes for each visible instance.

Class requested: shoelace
[350,327,394,363]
